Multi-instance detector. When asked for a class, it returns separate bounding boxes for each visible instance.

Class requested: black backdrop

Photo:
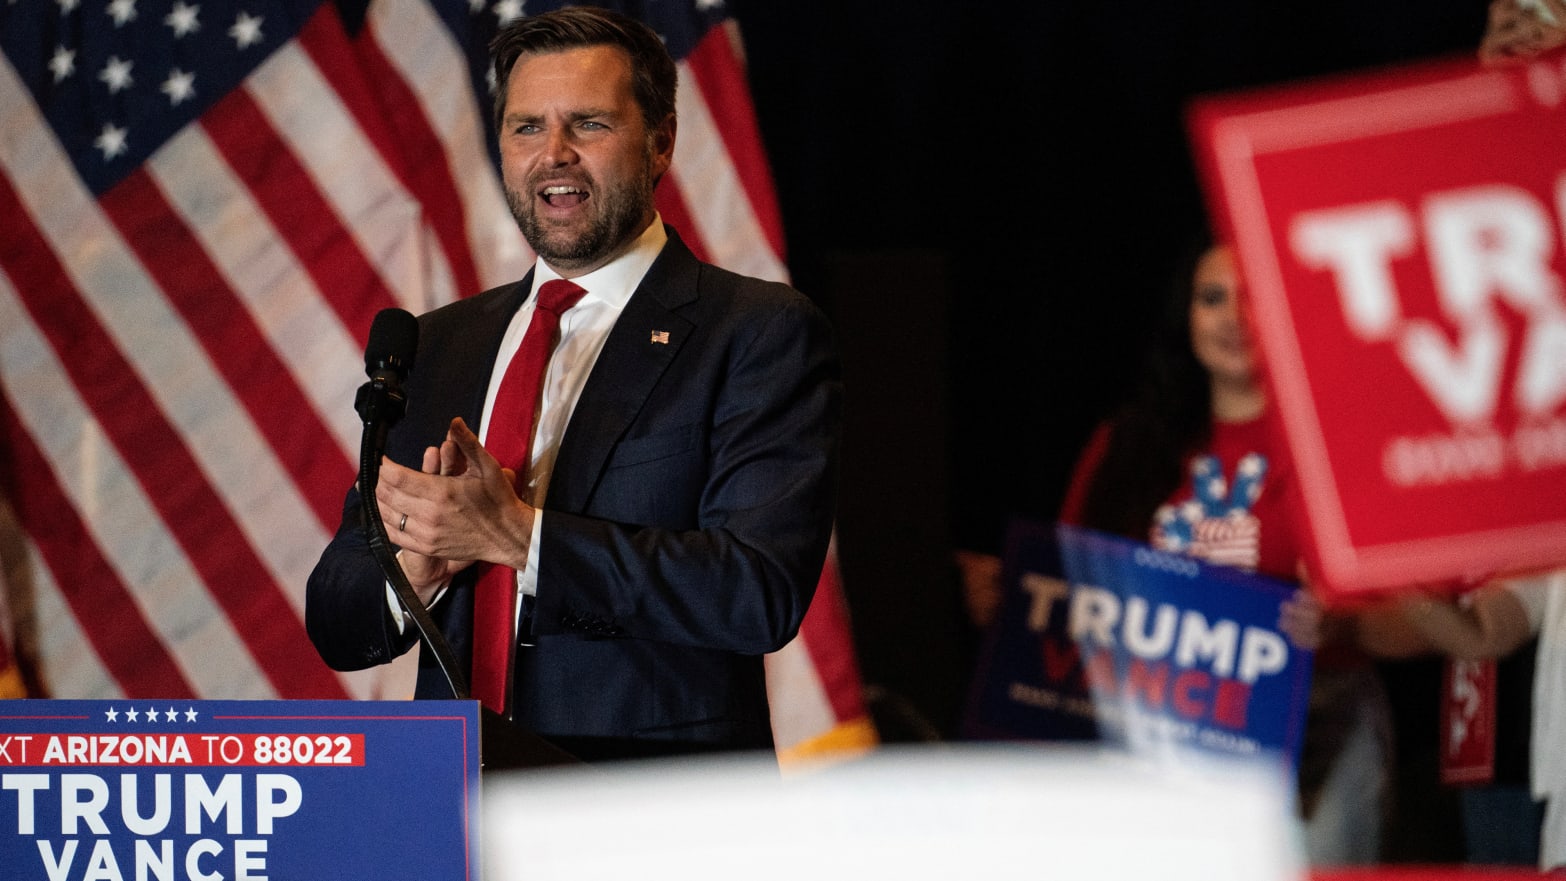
[726,0,1488,739]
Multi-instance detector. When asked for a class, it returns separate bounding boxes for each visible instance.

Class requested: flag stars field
[48,45,73,82]
[229,11,264,49]
[107,0,137,26]
[162,68,196,105]
[99,55,134,93]
[166,1,200,37]
[94,123,128,160]
[492,0,523,27]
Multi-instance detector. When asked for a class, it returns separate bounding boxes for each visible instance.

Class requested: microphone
[355,308,418,433]
[364,307,418,386]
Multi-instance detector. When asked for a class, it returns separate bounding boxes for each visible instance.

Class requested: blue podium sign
[0,700,479,881]
[966,522,1313,771]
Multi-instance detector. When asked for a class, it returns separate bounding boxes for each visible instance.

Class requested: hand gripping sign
[1190,50,1566,601]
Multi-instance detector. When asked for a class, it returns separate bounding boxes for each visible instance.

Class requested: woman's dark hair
[1075,230,1217,539]
[489,6,678,133]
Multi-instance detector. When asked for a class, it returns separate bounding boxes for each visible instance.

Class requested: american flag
[0,0,873,759]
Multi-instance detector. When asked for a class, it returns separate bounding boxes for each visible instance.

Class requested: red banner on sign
[1190,49,1566,601]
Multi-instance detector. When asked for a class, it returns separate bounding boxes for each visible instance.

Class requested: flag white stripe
[147,124,366,463]
[0,270,278,700]
[369,0,533,292]
[246,42,433,313]
[671,62,789,284]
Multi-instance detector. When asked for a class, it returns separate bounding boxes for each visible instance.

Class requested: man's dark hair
[489,6,678,133]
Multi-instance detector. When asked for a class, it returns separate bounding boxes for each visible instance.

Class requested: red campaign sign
[1190,50,1566,601]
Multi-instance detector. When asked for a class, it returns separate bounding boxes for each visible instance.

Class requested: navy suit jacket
[306,229,842,760]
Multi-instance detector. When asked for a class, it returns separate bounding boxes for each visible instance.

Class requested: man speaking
[305,6,841,763]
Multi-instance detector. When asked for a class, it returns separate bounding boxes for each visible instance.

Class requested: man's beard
[506,152,656,271]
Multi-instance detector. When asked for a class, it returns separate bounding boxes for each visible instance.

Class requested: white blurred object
[1519,0,1561,25]
[483,745,1305,881]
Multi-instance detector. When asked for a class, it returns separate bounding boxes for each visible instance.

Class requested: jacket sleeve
[305,484,422,672]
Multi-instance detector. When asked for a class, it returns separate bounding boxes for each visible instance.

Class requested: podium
[0,699,491,880]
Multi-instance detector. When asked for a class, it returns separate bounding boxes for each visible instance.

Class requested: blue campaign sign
[963,521,1100,744]
[0,700,479,881]
[965,521,1313,770]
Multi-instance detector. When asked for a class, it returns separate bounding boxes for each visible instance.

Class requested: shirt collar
[529,216,668,310]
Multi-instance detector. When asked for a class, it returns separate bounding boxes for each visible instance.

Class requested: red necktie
[471,278,587,715]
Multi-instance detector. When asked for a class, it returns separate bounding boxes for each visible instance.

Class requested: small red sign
[1190,50,1566,600]
[1440,657,1497,786]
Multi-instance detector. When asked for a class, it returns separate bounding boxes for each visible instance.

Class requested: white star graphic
[125,707,140,722]
[166,1,200,38]
[229,11,264,49]
[56,0,80,14]
[144,706,160,722]
[161,68,195,105]
[107,0,136,26]
[98,55,134,94]
[105,707,120,722]
[48,46,75,83]
[94,123,128,159]
[185,707,199,722]
[164,707,178,722]
[492,0,523,26]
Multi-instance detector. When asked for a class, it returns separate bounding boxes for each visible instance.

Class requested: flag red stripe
[101,169,354,531]
[654,174,710,264]
[684,26,788,259]
[802,559,869,721]
[0,400,196,699]
[199,87,400,342]
[0,176,347,701]
[301,8,485,300]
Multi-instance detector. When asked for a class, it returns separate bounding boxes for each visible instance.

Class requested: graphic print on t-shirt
[1152,452,1269,572]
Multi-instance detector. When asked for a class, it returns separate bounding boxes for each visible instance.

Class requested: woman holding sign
[1056,236,1394,867]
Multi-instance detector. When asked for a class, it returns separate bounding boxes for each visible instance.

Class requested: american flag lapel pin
[650,330,670,344]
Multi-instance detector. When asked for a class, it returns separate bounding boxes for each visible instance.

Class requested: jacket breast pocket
[596,424,704,525]
[606,423,701,470]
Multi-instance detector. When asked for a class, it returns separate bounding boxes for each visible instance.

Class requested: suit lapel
[457,272,534,435]
[547,230,700,511]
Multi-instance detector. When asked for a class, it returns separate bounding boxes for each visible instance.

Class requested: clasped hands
[375,417,534,603]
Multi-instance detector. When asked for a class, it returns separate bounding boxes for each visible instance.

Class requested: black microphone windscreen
[364,308,418,380]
